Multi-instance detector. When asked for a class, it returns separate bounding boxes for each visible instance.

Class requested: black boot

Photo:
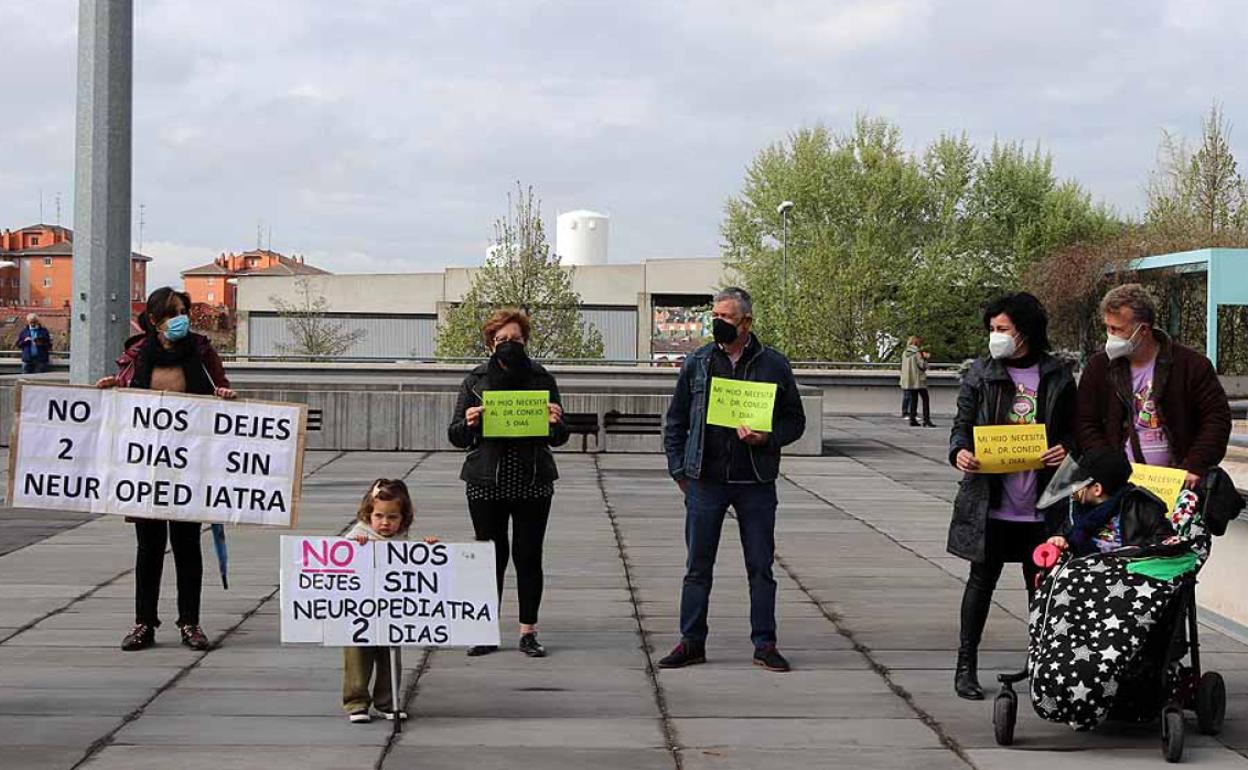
[955,646,984,700]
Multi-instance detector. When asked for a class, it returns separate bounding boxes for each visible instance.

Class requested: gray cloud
[2,0,1246,291]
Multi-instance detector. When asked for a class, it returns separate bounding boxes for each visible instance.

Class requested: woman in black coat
[448,308,569,658]
[947,292,1076,700]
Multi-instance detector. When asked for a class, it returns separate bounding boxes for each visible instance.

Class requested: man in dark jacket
[1077,284,1231,488]
[658,287,806,673]
[16,313,52,374]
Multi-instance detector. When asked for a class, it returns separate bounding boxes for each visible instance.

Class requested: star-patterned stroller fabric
[1028,491,1209,731]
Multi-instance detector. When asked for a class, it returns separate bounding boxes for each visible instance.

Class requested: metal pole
[389,646,402,735]
[70,0,133,385]
[781,210,789,351]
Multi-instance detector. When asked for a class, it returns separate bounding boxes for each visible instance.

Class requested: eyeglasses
[493,335,524,345]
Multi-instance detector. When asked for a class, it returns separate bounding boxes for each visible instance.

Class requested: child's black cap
[1079,447,1133,495]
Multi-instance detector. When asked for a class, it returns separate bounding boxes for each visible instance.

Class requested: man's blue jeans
[679,479,778,650]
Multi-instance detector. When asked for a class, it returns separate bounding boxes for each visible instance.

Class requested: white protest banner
[279,536,500,648]
[7,383,307,526]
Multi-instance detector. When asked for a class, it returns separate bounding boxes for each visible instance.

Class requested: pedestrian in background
[901,335,935,427]
[16,313,52,374]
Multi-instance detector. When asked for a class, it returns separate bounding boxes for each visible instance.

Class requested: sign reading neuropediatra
[1131,463,1187,508]
[7,383,306,526]
[279,537,500,647]
[482,389,550,438]
[973,424,1049,474]
[706,378,777,433]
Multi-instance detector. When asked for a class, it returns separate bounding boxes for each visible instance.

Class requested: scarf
[130,334,216,395]
[484,353,535,391]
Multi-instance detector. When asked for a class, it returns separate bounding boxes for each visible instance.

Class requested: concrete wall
[1198,517,1248,642]
[0,365,823,456]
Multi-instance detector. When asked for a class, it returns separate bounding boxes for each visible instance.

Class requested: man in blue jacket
[16,314,52,374]
[659,287,806,672]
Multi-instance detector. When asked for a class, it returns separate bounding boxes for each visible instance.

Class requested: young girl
[342,478,436,723]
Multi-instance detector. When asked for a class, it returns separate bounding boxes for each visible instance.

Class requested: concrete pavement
[0,417,1246,768]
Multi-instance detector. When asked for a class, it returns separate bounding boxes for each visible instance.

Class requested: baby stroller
[992,460,1245,763]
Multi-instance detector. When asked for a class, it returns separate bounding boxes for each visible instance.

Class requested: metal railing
[0,350,965,371]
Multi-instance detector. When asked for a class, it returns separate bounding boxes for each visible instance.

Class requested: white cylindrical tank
[556,210,609,265]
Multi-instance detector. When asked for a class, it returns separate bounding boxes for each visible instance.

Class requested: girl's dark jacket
[447,361,569,487]
[946,353,1077,563]
[114,333,230,392]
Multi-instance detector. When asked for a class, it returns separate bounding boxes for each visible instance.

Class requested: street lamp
[776,201,794,349]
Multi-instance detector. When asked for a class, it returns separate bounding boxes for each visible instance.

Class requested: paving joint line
[592,455,684,770]
[375,647,436,769]
[772,550,978,770]
[69,585,281,770]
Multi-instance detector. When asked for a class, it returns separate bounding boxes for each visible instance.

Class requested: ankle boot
[954,646,984,700]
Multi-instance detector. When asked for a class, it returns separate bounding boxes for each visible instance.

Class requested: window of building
[43,257,52,267]
[207,277,215,286]
[207,291,215,302]
[42,298,50,307]
[28,236,40,247]
[42,277,52,288]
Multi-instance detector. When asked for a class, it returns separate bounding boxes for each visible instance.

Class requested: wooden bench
[562,412,600,452]
[603,411,663,436]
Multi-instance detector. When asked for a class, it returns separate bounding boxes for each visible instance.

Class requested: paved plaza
[1,416,1247,769]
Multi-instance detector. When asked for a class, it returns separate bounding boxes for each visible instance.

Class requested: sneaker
[179,624,211,651]
[121,623,155,652]
[753,644,791,672]
[466,645,499,657]
[519,632,547,658]
[348,710,371,723]
[657,641,706,669]
[380,710,408,721]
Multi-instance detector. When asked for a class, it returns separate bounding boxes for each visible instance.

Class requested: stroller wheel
[993,689,1018,746]
[1196,672,1226,736]
[1162,706,1185,763]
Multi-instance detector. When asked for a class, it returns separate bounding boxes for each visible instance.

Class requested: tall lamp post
[776,200,794,351]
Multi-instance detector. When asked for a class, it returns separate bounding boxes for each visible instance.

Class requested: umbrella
[211,523,229,589]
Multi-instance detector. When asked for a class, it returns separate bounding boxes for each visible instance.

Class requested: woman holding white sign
[448,309,568,658]
[946,292,1076,700]
[97,287,236,653]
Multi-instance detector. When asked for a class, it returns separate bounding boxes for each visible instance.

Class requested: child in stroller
[992,450,1237,763]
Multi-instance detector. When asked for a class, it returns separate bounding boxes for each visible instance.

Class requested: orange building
[182,249,328,311]
[0,224,150,314]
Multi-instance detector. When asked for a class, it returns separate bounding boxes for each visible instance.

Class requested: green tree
[1146,103,1248,251]
[270,276,367,359]
[723,117,1115,363]
[436,184,604,360]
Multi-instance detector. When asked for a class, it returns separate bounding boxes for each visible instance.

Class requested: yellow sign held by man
[1130,464,1187,508]
[706,378,777,433]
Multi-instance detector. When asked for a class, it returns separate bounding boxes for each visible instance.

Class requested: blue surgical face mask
[163,314,190,341]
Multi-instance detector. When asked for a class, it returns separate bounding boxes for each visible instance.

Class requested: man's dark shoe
[753,644,791,672]
[466,645,499,657]
[519,632,547,658]
[657,641,706,669]
[923,421,938,428]
[179,624,211,651]
[121,623,155,651]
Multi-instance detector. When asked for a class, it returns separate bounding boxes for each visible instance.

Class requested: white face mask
[988,332,1018,360]
[1105,324,1143,361]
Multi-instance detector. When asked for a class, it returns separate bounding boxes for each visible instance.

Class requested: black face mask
[712,318,741,346]
[493,340,530,369]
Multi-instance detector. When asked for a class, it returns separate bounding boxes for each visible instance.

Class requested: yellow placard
[973,424,1049,474]
[706,378,777,433]
[1130,463,1187,507]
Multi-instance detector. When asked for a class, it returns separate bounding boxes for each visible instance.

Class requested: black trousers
[468,497,552,626]
[905,388,931,423]
[134,520,203,628]
[958,518,1045,650]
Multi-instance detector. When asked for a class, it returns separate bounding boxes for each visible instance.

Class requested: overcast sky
[2,0,1246,290]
